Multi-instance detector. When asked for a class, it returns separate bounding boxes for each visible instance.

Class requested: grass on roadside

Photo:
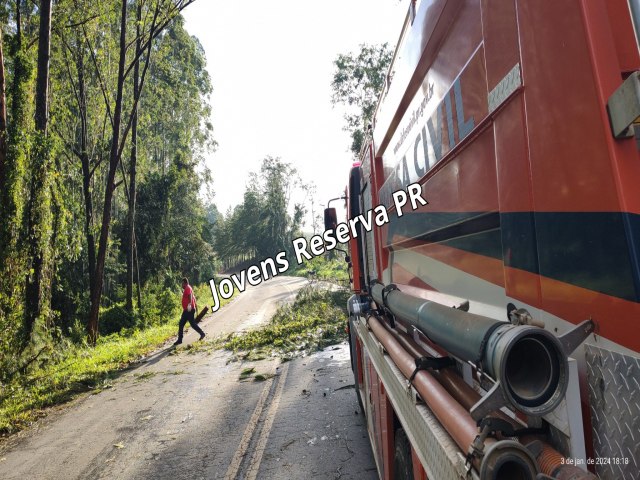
[0,324,175,435]
[0,283,235,437]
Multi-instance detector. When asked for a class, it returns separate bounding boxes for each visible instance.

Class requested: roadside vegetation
[218,283,350,362]
[0,283,233,436]
[292,255,350,286]
[0,0,222,436]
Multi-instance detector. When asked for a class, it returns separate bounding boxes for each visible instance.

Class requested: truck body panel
[341,1,640,478]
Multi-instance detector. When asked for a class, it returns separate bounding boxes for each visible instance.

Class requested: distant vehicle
[327,1,640,479]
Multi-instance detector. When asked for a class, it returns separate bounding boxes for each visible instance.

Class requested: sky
[182,0,407,227]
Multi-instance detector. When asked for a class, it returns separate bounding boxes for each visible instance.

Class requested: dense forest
[0,0,219,379]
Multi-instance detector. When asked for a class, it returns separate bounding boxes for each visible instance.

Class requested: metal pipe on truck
[371,283,574,418]
[381,321,597,480]
[367,315,539,480]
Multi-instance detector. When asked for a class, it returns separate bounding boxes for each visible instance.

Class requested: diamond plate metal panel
[488,63,522,113]
[585,345,640,480]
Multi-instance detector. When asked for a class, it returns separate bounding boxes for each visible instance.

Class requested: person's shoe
[173,340,182,346]
[199,333,206,341]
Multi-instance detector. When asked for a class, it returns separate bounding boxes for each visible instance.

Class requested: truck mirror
[324,208,337,231]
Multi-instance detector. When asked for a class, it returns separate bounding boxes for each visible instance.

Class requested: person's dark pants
[177,309,204,342]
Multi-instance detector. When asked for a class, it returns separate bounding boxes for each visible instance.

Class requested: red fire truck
[328,1,640,479]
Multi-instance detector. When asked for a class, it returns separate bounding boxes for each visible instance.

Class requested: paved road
[0,276,377,479]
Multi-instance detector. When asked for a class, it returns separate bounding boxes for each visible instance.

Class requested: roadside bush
[67,319,87,346]
[100,282,183,334]
[193,282,216,310]
[0,295,23,384]
[140,284,181,327]
[293,254,349,285]
[100,305,136,335]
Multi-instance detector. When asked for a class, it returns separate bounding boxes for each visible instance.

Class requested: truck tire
[394,428,414,480]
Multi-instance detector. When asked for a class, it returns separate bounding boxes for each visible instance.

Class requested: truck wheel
[394,428,414,480]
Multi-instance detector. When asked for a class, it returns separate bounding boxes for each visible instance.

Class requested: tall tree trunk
[126,3,142,313]
[77,50,97,297]
[134,234,142,308]
[34,0,51,134]
[88,0,128,344]
[23,0,54,343]
[0,30,7,192]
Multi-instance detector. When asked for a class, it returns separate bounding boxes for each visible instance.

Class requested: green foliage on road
[292,255,350,286]
[221,284,350,361]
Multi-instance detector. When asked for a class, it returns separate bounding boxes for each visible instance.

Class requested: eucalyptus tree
[331,43,392,156]
[75,0,197,343]
[22,0,54,346]
[0,29,6,192]
[213,157,306,270]
[0,0,37,280]
[133,13,213,289]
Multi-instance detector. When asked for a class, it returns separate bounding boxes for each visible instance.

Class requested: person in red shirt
[173,277,206,346]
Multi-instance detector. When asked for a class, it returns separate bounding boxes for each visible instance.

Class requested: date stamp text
[561,457,630,466]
